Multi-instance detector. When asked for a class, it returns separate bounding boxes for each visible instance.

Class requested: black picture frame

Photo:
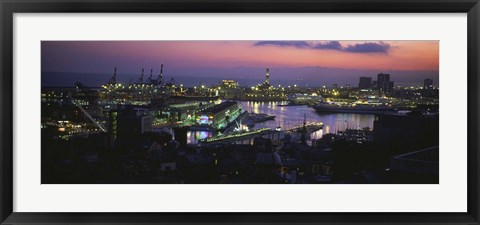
[1,0,479,224]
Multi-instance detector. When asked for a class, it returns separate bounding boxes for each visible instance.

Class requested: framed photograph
[1,0,479,224]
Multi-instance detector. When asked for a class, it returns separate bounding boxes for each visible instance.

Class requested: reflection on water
[242,101,376,134]
[187,130,216,145]
[187,101,376,145]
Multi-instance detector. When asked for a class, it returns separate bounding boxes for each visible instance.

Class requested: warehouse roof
[201,101,238,114]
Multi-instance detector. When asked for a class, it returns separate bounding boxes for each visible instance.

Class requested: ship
[243,113,276,127]
[313,101,395,114]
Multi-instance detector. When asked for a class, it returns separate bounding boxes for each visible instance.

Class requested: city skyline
[41,40,439,184]
[41,41,439,87]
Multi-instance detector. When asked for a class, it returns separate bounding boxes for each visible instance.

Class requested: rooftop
[393,146,439,163]
[390,146,439,175]
[201,101,238,114]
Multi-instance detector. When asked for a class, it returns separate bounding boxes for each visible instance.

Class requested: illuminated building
[287,93,323,105]
[217,80,242,99]
[265,67,270,85]
[221,80,238,88]
[195,101,242,129]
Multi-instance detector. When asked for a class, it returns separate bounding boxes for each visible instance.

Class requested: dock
[285,122,324,134]
[200,128,274,144]
[199,122,323,144]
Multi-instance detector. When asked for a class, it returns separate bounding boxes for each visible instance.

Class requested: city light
[42,41,439,185]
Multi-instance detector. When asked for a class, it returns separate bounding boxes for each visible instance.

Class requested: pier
[199,128,276,144]
[199,121,323,145]
[285,122,324,134]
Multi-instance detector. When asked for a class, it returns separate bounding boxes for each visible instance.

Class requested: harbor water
[187,101,376,145]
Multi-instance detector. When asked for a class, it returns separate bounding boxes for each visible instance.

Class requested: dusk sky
[41,41,439,87]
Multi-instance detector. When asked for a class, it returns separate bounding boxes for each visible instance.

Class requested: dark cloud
[253,41,310,48]
[253,41,392,54]
[312,41,343,50]
[343,42,391,54]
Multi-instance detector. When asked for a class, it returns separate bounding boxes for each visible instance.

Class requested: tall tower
[265,67,270,85]
[157,64,164,86]
[376,72,393,93]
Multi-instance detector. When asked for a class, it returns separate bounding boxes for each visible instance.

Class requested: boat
[243,113,276,127]
[252,113,275,122]
[277,103,305,107]
[313,101,395,114]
